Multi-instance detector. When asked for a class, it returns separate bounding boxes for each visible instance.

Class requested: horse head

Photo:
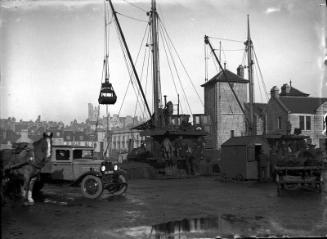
[43,132,53,159]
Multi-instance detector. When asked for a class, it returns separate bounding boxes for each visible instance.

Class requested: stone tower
[201,68,248,150]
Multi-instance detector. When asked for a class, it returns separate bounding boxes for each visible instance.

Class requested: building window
[299,116,305,130]
[306,116,311,130]
[277,117,282,129]
[195,116,200,125]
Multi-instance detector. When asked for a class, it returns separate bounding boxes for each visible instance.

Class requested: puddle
[114,214,270,238]
[44,198,68,206]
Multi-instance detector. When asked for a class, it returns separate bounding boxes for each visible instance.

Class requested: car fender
[117,168,128,177]
[71,171,102,186]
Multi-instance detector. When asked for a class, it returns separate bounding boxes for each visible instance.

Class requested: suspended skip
[98,78,117,105]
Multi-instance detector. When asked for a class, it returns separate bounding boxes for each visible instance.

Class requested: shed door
[246,145,258,180]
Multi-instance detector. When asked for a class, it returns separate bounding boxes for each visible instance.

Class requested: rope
[158,23,193,115]
[254,62,264,102]
[144,32,151,117]
[114,24,147,118]
[159,25,182,109]
[214,48,245,52]
[207,36,243,43]
[116,11,148,23]
[114,22,149,118]
[134,29,151,119]
[120,0,147,13]
[253,47,269,100]
[158,17,204,107]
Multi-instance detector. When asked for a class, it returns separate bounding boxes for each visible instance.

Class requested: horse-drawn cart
[275,165,323,195]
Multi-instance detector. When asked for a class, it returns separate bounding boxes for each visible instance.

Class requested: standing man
[258,149,268,182]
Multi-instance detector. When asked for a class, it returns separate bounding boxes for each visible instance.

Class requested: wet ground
[2,175,327,239]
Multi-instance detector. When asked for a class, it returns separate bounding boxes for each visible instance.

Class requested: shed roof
[222,135,268,146]
[201,69,249,87]
[279,96,327,114]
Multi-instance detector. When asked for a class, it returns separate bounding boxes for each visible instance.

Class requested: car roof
[53,145,94,150]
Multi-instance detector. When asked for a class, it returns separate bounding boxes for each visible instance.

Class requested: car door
[51,148,74,181]
[72,149,101,179]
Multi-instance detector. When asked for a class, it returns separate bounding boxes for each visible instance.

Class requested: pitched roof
[201,69,249,87]
[279,96,327,114]
[244,103,267,116]
[279,86,309,97]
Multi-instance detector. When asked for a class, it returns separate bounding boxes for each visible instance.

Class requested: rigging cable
[117,33,147,119]
[158,22,192,115]
[207,36,243,43]
[114,22,149,118]
[120,0,147,13]
[133,28,151,119]
[144,29,152,117]
[254,61,264,102]
[253,47,269,100]
[159,24,184,113]
[158,17,204,107]
[116,11,148,23]
[214,48,245,52]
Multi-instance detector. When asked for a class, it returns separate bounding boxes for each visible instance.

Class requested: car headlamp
[100,165,106,172]
[114,164,118,171]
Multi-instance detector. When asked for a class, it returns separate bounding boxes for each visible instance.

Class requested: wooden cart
[275,166,323,195]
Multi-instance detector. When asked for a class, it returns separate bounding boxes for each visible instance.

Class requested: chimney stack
[270,86,279,98]
[281,83,291,95]
[236,65,244,78]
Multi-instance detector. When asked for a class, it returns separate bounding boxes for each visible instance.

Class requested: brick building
[266,83,327,150]
[201,67,249,150]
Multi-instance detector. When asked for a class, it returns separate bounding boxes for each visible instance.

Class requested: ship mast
[245,15,255,135]
[150,0,160,127]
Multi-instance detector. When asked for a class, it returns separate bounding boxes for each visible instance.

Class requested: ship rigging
[96,0,209,176]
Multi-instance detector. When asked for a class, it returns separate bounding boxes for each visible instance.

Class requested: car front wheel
[80,175,103,199]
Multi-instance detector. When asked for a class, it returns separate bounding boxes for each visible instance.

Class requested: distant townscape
[0,103,147,157]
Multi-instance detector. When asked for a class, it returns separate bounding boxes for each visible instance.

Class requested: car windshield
[73,149,94,159]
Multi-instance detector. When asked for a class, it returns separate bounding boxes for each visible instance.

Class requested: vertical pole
[177,94,180,116]
[105,0,109,81]
[219,41,222,63]
[246,15,255,135]
[106,105,109,157]
[204,44,208,82]
[151,0,160,127]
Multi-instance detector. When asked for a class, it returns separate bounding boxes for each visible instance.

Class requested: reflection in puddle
[115,217,219,239]
[115,215,268,238]
[152,217,218,235]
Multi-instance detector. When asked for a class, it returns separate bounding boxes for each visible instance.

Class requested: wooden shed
[220,136,270,180]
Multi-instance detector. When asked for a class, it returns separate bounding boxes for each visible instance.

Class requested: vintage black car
[41,145,127,199]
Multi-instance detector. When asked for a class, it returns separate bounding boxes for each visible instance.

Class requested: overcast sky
[0,0,326,124]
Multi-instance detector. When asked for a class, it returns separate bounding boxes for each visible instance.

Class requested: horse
[1,132,53,205]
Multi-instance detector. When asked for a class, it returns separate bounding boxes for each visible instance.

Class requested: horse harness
[6,144,41,171]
